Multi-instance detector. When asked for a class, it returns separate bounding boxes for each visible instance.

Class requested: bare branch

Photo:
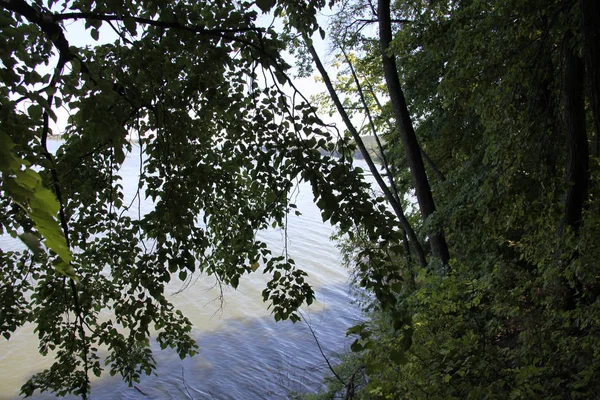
[300,310,346,387]
[364,84,447,183]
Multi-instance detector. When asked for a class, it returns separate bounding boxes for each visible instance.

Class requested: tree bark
[560,33,589,234]
[377,0,449,265]
[340,45,427,266]
[581,0,600,157]
[307,42,428,268]
[365,83,447,182]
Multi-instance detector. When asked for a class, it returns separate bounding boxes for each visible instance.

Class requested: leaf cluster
[0,0,399,397]
[304,0,600,398]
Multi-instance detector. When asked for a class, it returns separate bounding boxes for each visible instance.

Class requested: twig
[134,385,148,396]
[299,310,346,387]
[181,367,194,400]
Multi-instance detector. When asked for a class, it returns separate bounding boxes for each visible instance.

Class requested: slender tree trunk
[378,0,450,265]
[365,83,447,182]
[581,0,600,158]
[307,42,428,268]
[340,45,427,266]
[560,33,589,234]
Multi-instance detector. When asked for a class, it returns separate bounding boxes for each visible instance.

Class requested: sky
[32,3,347,139]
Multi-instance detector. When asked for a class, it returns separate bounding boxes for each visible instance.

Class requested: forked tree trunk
[378,0,450,265]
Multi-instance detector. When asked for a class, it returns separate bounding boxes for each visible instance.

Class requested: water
[0,141,366,399]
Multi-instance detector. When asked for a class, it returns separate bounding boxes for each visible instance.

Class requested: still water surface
[0,142,365,399]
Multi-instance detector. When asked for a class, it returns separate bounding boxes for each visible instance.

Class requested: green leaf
[70,57,81,75]
[391,282,403,293]
[347,323,366,336]
[350,339,364,352]
[31,187,61,214]
[28,208,71,263]
[399,329,413,351]
[27,104,43,120]
[123,17,137,35]
[272,70,287,85]
[19,232,44,256]
[114,146,125,164]
[12,170,41,191]
[54,260,79,282]
[390,349,408,365]
[256,0,276,13]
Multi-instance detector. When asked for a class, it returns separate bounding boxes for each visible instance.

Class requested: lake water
[0,142,368,399]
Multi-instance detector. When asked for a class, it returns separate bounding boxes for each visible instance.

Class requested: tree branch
[0,0,264,110]
[39,57,91,398]
[308,41,427,267]
[300,310,346,388]
[355,18,413,24]
[51,11,265,35]
[366,84,446,182]
[340,46,426,267]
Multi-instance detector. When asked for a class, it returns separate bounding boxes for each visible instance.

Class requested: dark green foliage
[304,0,600,398]
[4,0,600,398]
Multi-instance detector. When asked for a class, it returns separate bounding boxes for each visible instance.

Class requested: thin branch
[134,385,148,396]
[106,19,134,45]
[420,148,445,182]
[340,46,426,267]
[354,18,413,24]
[307,41,427,267]
[52,11,264,35]
[299,310,346,387]
[362,81,446,182]
[367,0,377,16]
[181,367,195,400]
[38,56,91,397]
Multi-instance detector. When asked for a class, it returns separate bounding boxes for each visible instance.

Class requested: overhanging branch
[51,11,265,35]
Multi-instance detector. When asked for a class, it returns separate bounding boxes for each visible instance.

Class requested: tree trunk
[307,42,428,268]
[560,33,589,234]
[378,0,450,265]
[581,0,600,158]
[340,45,427,266]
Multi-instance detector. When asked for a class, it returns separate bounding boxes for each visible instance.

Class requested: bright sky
[36,5,346,139]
